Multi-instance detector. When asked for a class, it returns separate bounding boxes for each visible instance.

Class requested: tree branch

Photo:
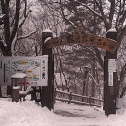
[1,0,10,45]
[95,0,110,30]
[9,0,20,46]
[17,30,36,40]
[109,0,115,26]
[59,0,77,28]
[19,9,32,29]
[118,25,126,47]
[0,37,7,55]
[119,63,126,85]
[94,47,104,69]
[119,10,126,26]
[71,0,86,29]
[78,1,102,18]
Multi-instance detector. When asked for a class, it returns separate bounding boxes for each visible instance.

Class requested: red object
[18,81,30,85]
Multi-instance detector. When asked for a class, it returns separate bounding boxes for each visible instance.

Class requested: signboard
[108,59,116,86]
[0,57,12,86]
[108,59,116,72]
[45,27,118,53]
[108,72,113,86]
[0,56,48,86]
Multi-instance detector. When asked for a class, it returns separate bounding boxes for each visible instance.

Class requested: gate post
[41,29,54,110]
[104,29,119,116]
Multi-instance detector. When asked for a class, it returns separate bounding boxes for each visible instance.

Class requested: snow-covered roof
[11,73,26,79]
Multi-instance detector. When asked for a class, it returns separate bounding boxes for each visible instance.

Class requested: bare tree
[37,0,126,98]
[0,0,37,95]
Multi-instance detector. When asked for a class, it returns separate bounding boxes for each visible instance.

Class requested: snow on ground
[0,95,126,126]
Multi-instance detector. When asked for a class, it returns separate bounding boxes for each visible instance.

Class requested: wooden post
[53,88,57,103]
[69,92,72,104]
[41,29,54,110]
[31,87,37,101]
[104,30,119,116]
[12,87,19,102]
[82,80,86,102]
[89,95,92,106]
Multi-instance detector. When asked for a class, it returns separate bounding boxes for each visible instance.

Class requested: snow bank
[1,97,126,126]
[0,99,55,126]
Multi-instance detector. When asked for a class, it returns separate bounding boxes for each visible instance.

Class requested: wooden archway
[45,27,118,53]
[42,27,118,115]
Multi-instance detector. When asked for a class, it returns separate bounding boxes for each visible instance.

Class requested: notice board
[0,56,48,86]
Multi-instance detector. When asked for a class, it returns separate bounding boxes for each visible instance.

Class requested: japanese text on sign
[108,72,113,86]
[45,27,118,53]
[108,59,117,72]
[0,56,48,86]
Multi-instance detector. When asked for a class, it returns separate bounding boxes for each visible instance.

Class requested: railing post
[53,88,56,103]
[68,92,72,104]
[89,96,92,106]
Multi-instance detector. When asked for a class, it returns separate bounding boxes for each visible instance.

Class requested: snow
[43,29,52,33]
[13,86,20,89]
[106,28,117,33]
[0,14,6,19]
[19,91,26,94]
[11,73,26,79]
[44,37,52,43]
[36,55,48,58]
[1,95,126,126]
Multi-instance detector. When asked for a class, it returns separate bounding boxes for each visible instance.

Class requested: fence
[54,89,103,107]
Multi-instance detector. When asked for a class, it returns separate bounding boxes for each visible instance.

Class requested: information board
[108,59,116,72]
[0,56,48,86]
[108,59,116,86]
[0,57,12,86]
[108,72,113,86]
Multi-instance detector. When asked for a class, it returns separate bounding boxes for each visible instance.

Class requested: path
[53,102,109,126]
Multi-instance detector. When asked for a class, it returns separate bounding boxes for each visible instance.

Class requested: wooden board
[45,27,118,53]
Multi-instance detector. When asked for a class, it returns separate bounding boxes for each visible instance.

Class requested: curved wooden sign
[45,27,118,53]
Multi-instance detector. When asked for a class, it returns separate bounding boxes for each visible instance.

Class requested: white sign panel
[0,56,48,86]
[108,59,116,72]
[108,72,113,86]
[0,57,12,86]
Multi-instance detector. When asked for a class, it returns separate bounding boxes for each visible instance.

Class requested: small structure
[11,73,26,102]
[116,98,123,109]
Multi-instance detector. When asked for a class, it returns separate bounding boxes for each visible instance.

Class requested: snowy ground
[0,95,126,126]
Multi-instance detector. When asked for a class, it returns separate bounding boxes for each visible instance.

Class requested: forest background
[0,0,126,99]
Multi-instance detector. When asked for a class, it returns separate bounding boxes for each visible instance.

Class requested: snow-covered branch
[78,1,102,17]
[109,1,115,25]
[0,37,6,55]
[88,73,103,98]
[18,30,36,40]
[118,25,126,46]
[18,9,32,29]
[9,0,20,45]
[118,10,126,26]
[71,0,85,29]
[59,0,77,28]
